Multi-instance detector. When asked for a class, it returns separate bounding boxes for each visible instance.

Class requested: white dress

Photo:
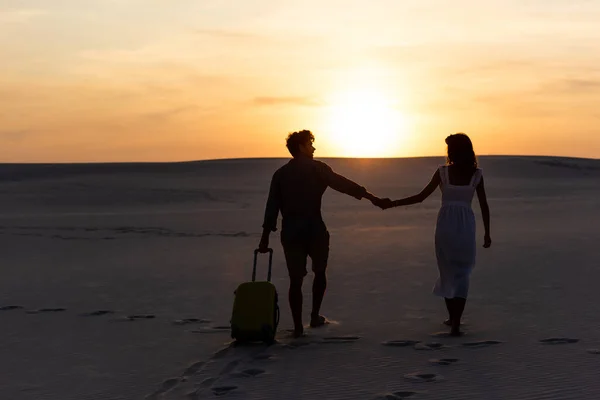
[433,165,483,299]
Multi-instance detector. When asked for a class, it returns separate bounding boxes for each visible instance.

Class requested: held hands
[371,197,393,210]
[366,194,393,210]
[363,192,393,210]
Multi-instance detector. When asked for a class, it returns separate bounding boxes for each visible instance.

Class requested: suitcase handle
[253,248,273,282]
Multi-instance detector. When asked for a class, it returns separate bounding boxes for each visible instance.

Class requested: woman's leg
[449,297,466,336]
[444,298,453,326]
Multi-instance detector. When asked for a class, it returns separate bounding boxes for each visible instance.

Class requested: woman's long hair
[445,133,478,171]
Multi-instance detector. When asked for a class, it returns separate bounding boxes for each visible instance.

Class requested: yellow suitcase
[230,249,279,343]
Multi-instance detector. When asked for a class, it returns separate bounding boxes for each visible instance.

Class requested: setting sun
[1,1,600,162]
[326,89,409,158]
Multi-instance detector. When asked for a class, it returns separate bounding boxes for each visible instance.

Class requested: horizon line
[0,154,599,165]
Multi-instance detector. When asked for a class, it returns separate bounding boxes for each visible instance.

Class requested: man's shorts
[280,226,330,279]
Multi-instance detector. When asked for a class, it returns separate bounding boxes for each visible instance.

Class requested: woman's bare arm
[476,176,492,248]
[389,170,441,208]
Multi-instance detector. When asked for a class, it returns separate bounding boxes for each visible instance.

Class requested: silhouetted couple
[258,130,491,337]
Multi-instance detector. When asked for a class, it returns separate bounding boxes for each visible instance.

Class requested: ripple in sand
[172,318,211,325]
[539,337,579,345]
[382,340,421,347]
[373,391,420,400]
[111,314,156,322]
[27,308,66,314]
[320,335,362,344]
[404,372,443,382]
[191,326,230,334]
[0,305,23,311]
[429,358,459,365]
[79,310,114,317]
[128,314,155,319]
[461,340,502,348]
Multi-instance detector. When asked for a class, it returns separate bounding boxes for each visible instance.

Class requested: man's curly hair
[286,130,314,157]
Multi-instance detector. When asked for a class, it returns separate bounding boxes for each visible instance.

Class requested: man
[258,130,386,337]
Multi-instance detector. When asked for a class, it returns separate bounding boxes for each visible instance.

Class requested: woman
[384,133,492,336]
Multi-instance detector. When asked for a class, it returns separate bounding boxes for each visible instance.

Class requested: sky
[1,0,599,162]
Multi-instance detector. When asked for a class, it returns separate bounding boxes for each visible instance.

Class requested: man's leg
[282,234,309,337]
[289,276,304,336]
[311,270,327,323]
[308,228,330,327]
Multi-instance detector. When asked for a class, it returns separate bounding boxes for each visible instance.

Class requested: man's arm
[319,162,369,198]
[320,163,388,207]
[258,171,281,252]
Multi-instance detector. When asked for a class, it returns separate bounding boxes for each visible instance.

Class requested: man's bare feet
[292,329,305,338]
[285,327,306,338]
[450,328,464,337]
[310,314,328,328]
[443,319,452,326]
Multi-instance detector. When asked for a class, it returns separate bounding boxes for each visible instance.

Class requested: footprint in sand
[320,335,362,344]
[146,377,179,398]
[27,308,66,314]
[429,358,459,366]
[186,390,200,400]
[200,377,218,388]
[382,340,421,348]
[251,353,279,363]
[219,359,241,376]
[79,310,114,317]
[212,385,238,396]
[539,337,579,345]
[404,372,444,382]
[374,391,420,400]
[182,361,205,377]
[414,342,447,351]
[212,345,234,360]
[172,318,211,325]
[461,340,502,348]
[587,349,600,354]
[0,305,23,311]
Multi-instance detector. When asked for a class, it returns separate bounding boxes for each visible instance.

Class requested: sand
[0,156,599,399]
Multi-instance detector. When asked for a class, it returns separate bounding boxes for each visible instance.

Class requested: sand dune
[0,156,599,399]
